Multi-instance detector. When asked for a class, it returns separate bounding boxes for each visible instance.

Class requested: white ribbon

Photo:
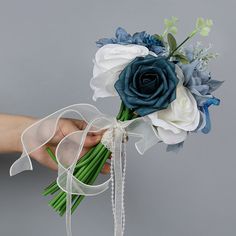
[9,104,159,236]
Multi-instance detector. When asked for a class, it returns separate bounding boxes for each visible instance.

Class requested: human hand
[0,114,109,174]
[29,118,110,173]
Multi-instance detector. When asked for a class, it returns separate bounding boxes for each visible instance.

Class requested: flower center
[139,73,159,94]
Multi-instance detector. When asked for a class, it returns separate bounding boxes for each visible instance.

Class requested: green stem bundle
[43,103,135,216]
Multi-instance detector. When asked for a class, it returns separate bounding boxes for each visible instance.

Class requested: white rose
[148,66,200,144]
[90,44,149,100]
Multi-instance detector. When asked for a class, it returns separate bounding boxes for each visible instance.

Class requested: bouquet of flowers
[42,17,222,216]
[10,17,223,236]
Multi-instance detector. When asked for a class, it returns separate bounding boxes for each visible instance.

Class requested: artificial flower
[180,59,223,106]
[90,44,149,100]
[148,66,200,144]
[96,27,165,55]
[114,55,179,116]
[180,46,223,133]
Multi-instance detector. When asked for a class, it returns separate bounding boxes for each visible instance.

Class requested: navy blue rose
[114,55,179,116]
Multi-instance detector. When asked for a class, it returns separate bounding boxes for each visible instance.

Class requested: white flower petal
[148,112,181,134]
[90,44,149,100]
[157,127,187,145]
[90,64,124,100]
[148,112,187,144]
[147,65,200,144]
[160,86,200,131]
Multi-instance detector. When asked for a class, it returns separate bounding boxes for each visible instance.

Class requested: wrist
[0,114,36,153]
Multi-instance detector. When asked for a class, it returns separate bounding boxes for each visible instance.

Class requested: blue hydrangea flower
[96,27,165,55]
[179,47,223,134]
[180,61,223,105]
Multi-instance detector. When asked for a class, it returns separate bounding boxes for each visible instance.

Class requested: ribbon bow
[10,104,159,236]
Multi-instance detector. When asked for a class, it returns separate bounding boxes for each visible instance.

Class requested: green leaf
[153,34,164,42]
[193,17,213,37]
[167,33,177,52]
[200,27,210,36]
[169,26,178,35]
[164,17,178,28]
[173,52,189,64]
[162,16,178,37]
[164,19,171,27]
[206,19,213,27]
[196,17,205,29]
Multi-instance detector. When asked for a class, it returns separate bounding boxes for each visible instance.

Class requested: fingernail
[101,163,110,175]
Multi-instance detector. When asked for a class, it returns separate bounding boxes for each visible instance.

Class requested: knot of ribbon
[9,104,159,236]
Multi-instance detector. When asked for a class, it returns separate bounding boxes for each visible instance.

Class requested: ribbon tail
[113,130,125,236]
[10,151,32,176]
[57,121,97,236]
[66,172,73,236]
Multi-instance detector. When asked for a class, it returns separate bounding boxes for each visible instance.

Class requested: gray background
[0,0,235,235]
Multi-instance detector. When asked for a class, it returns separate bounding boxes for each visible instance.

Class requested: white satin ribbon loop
[9,104,159,236]
[10,104,103,176]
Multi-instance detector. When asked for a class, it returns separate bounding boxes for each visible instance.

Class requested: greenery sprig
[167,17,213,61]
[157,17,213,63]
